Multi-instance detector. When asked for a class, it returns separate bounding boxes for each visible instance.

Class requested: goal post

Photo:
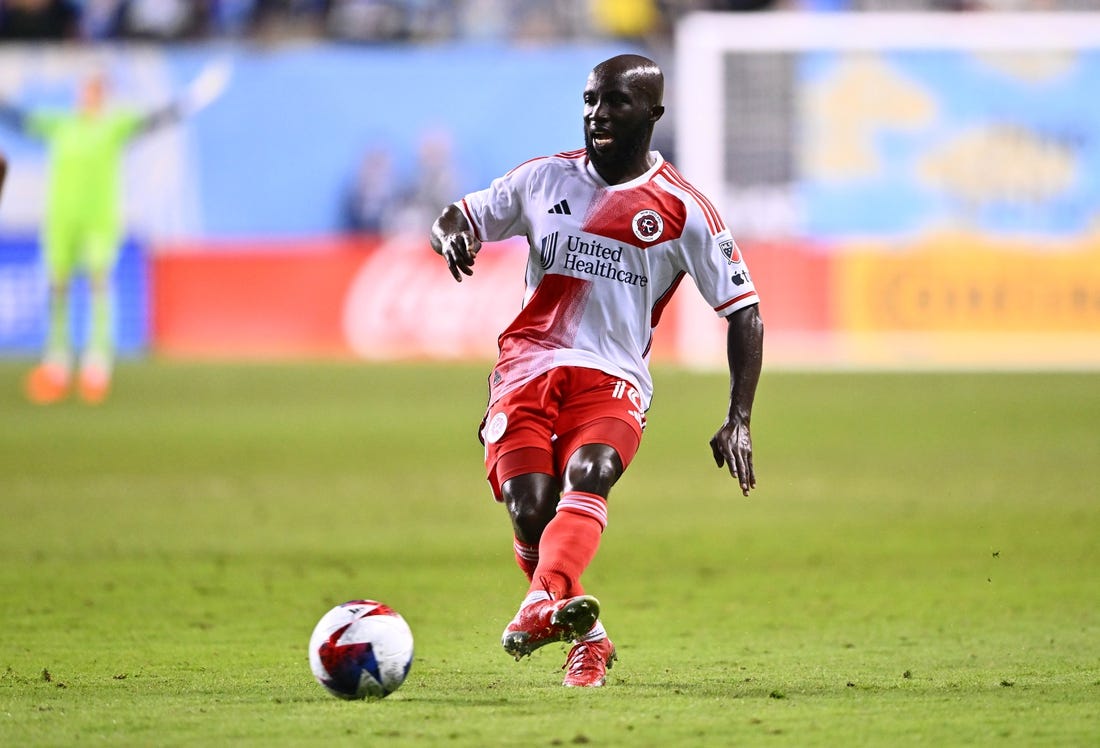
[672,12,1100,370]
[676,11,1100,216]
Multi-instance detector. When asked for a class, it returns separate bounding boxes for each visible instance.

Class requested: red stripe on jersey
[715,290,758,313]
[651,271,685,329]
[459,198,482,242]
[643,271,685,357]
[497,273,592,361]
[581,183,687,248]
[660,163,722,232]
[659,163,725,235]
[555,148,587,160]
[504,155,551,178]
[505,149,586,177]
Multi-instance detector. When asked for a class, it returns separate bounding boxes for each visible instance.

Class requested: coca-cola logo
[342,237,527,360]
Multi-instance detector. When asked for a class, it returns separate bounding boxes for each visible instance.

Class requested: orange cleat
[501,595,600,661]
[78,364,111,405]
[562,636,616,688]
[24,363,70,405]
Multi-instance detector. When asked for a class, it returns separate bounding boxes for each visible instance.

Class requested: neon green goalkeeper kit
[28,109,143,278]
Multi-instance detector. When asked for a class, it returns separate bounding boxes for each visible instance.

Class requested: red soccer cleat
[501,595,600,661]
[24,363,69,405]
[562,636,616,688]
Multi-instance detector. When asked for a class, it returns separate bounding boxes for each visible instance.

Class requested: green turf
[1,361,1097,746]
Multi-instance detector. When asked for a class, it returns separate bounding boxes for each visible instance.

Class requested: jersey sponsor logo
[632,209,664,243]
[562,233,649,287]
[731,268,751,286]
[539,232,559,269]
[719,237,743,264]
[484,412,508,444]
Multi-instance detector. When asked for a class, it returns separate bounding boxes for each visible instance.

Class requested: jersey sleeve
[112,110,145,144]
[682,222,759,318]
[456,160,535,243]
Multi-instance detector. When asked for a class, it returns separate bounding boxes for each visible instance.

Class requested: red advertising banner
[341,238,528,361]
[148,233,831,363]
[666,240,836,369]
[150,236,833,364]
[153,237,378,357]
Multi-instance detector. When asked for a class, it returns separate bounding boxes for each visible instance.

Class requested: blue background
[182,43,632,237]
[0,237,148,355]
[799,50,1100,238]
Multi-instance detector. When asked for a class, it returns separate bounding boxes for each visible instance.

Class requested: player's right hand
[441,231,480,282]
[184,59,232,114]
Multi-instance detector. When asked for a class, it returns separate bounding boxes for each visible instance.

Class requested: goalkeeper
[0,63,228,404]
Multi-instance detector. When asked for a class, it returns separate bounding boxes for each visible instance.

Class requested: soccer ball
[308,599,414,699]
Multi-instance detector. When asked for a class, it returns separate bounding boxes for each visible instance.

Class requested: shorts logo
[484,412,508,444]
[611,380,645,429]
[719,238,742,264]
[632,210,664,243]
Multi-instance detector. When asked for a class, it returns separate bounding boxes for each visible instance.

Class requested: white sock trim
[557,492,608,531]
[513,538,539,563]
[520,589,551,610]
[579,619,607,643]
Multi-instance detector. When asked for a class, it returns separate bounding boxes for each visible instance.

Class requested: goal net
[672,12,1100,369]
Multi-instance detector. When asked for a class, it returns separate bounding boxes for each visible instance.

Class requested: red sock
[513,537,539,582]
[529,492,608,600]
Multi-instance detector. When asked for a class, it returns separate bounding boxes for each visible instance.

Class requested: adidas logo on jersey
[548,199,571,215]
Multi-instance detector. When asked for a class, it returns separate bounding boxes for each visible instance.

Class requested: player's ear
[650,105,665,123]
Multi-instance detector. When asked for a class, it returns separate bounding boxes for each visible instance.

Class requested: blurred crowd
[1,0,1095,44]
[342,129,462,238]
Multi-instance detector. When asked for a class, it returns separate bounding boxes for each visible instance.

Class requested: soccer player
[0,62,228,404]
[429,54,763,687]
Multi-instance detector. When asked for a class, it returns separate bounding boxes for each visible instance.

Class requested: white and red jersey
[458,149,758,411]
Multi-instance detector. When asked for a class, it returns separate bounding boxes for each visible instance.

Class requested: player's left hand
[710,418,755,496]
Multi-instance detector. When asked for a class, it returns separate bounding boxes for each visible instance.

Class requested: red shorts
[480,366,645,501]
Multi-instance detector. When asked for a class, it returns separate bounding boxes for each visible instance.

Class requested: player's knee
[564,445,622,496]
[502,474,558,543]
[507,501,554,544]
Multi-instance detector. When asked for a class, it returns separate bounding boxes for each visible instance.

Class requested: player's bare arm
[136,60,232,137]
[430,204,481,282]
[0,151,7,199]
[710,303,764,496]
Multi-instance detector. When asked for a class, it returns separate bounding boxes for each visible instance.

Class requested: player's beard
[584,119,651,178]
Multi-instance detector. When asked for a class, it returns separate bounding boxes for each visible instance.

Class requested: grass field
[1,360,1097,746]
